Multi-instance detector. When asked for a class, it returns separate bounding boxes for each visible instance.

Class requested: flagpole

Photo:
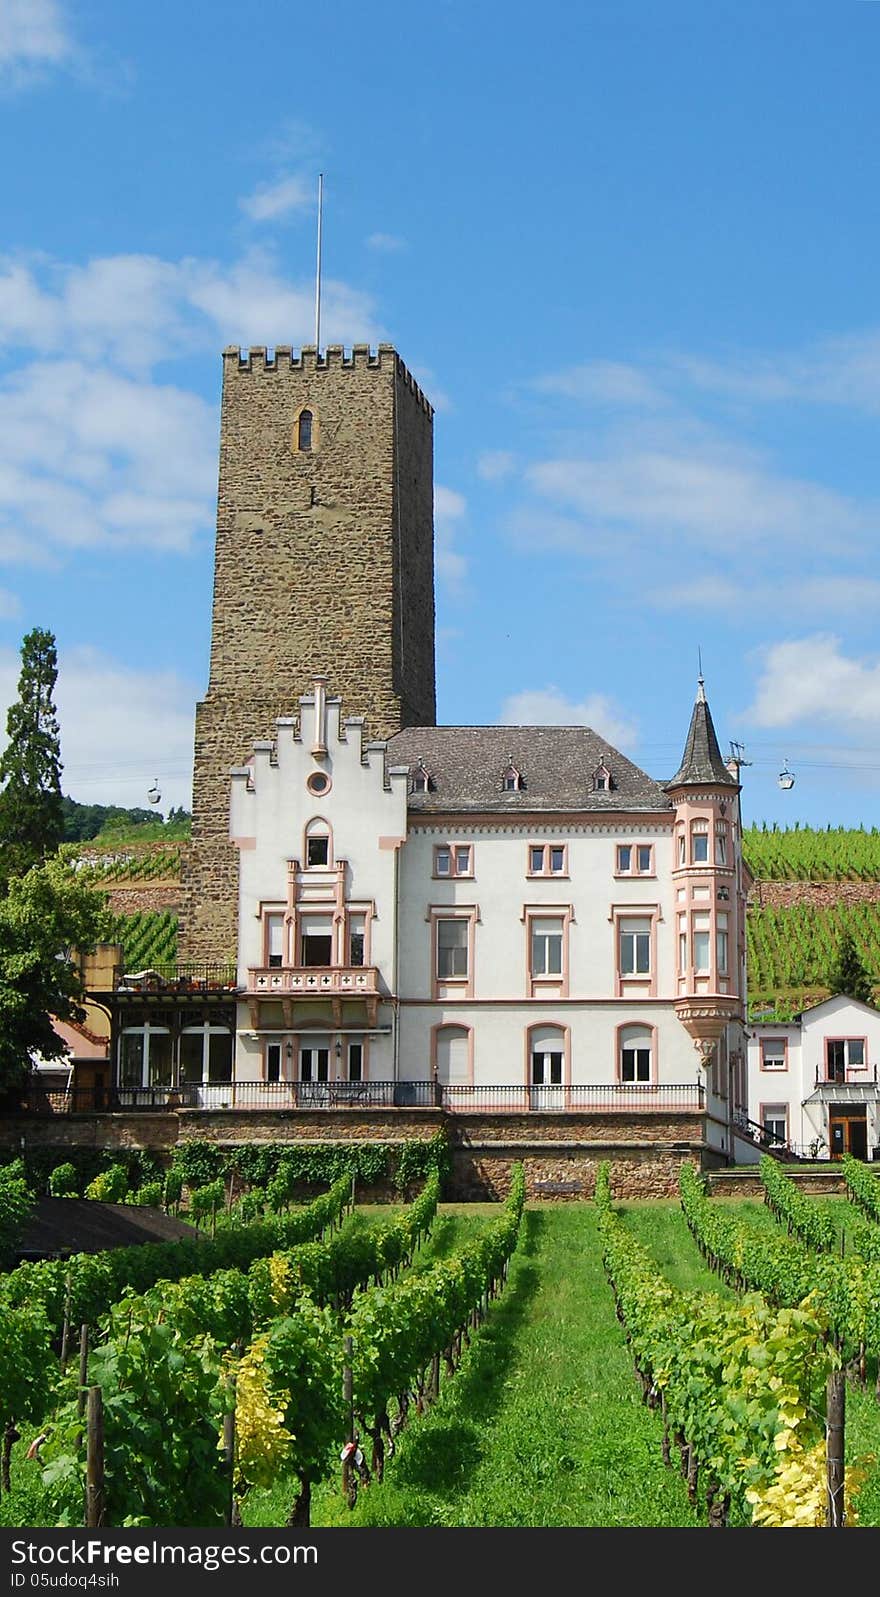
[314,173,323,352]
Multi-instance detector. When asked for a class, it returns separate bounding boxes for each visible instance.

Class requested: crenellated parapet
[221,342,433,415]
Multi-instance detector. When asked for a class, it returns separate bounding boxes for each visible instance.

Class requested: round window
[307,770,331,796]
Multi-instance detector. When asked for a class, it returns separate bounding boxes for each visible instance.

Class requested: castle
[95,343,756,1193]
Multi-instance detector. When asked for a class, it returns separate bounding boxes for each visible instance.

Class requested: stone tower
[180,342,436,962]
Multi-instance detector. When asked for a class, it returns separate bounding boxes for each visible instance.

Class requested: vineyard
[746,898,880,1018]
[105,909,179,971]
[742,824,880,881]
[3,1158,880,1528]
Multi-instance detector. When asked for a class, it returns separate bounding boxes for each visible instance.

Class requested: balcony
[15,1080,706,1116]
[246,964,382,1026]
[110,963,239,996]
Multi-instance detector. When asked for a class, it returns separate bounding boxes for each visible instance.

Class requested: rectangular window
[267,913,284,969]
[761,1037,787,1071]
[827,1038,866,1080]
[621,1046,651,1083]
[301,1046,329,1083]
[347,1042,363,1082]
[715,824,728,866]
[306,836,329,867]
[437,918,468,979]
[693,912,711,974]
[300,915,333,967]
[530,917,564,977]
[528,844,567,876]
[716,912,729,976]
[678,913,687,975]
[531,1049,563,1085]
[433,843,472,877]
[266,1042,282,1083]
[678,833,686,866]
[762,1105,788,1145]
[617,843,654,876]
[348,913,366,967]
[692,832,709,863]
[619,917,651,976]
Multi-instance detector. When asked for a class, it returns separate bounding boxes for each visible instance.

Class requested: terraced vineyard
[743,824,880,881]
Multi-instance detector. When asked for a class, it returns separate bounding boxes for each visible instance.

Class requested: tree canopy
[0,628,64,883]
[0,850,109,1102]
[827,930,875,1007]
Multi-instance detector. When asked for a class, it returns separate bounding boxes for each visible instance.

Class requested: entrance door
[530,1047,563,1110]
[300,1045,330,1104]
[829,1110,867,1160]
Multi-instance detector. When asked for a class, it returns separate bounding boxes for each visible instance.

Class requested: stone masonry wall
[6,1109,704,1200]
[180,345,436,963]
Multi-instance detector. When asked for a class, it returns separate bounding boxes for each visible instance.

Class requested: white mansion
[213,672,752,1161]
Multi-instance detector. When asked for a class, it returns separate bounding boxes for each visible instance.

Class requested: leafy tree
[827,930,875,1006]
[0,849,109,1102]
[0,630,64,882]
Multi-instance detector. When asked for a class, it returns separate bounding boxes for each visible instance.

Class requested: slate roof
[665,684,739,790]
[13,1198,204,1261]
[386,725,671,815]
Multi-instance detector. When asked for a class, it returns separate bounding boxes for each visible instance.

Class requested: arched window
[303,816,332,868]
[619,1024,653,1084]
[434,1024,471,1086]
[297,409,313,451]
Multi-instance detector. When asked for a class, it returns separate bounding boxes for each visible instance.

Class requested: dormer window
[411,761,432,794]
[593,760,613,792]
[501,764,523,792]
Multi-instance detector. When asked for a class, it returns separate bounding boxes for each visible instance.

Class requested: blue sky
[1,0,880,829]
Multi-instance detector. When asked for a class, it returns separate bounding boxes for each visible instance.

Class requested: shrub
[47,1163,79,1198]
[84,1165,128,1203]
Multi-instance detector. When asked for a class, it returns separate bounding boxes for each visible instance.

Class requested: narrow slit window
[298,409,313,451]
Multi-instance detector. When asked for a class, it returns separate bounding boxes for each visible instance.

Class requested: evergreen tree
[827,930,874,1006]
[0,629,64,882]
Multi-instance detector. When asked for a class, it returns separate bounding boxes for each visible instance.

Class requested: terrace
[15,1080,706,1115]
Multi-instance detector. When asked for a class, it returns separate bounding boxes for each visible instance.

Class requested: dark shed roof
[14,1198,204,1261]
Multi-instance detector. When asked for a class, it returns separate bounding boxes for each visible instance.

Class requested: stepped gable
[387,725,670,813]
[665,678,738,790]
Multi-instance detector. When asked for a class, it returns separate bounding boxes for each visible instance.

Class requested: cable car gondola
[778,761,795,791]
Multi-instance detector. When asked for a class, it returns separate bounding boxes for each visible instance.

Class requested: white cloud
[499,685,637,749]
[744,636,880,732]
[0,249,384,369]
[526,445,874,553]
[533,360,666,409]
[366,232,407,253]
[434,485,468,593]
[651,575,745,611]
[477,450,515,482]
[0,585,20,617]
[678,330,880,414]
[0,644,197,811]
[0,360,216,556]
[239,175,312,223]
[0,0,72,82]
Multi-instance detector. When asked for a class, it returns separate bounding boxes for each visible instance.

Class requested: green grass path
[246,1202,704,1528]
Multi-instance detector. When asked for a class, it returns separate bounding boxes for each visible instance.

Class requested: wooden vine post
[826,1367,846,1528]
[223,1374,237,1527]
[341,1335,356,1508]
[85,1386,105,1528]
[60,1272,73,1370]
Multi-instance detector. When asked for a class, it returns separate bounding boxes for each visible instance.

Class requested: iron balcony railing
[113,963,239,994]
[16,1080,706,1115]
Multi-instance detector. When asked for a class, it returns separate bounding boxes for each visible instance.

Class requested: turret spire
[666,677,738,790]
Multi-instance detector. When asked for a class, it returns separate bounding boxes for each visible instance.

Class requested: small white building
[747,993,880,1160]
[223,673,751,1160]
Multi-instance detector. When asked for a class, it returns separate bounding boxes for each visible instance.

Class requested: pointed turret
[666,676,738,791]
